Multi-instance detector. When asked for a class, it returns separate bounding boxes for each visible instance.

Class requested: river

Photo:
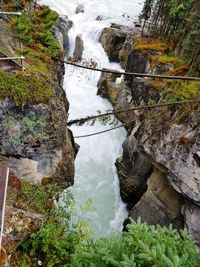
[40,0,142,238]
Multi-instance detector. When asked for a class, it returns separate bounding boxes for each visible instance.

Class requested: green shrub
[72,219,200,267]
[14,193,92,267]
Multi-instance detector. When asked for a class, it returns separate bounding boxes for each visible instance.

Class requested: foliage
[163,80,200,102]
[139,0,200,73]
[134,37,166,52]
[72,219,200,267]
[11,4,61,58]
[150,54,184,66]
[12,191,93,267]
[0,71,54,105]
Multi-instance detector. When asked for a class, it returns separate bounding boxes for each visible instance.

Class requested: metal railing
[0,1,25,70]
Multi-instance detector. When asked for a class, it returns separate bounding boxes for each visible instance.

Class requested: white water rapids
[40,0,142,238]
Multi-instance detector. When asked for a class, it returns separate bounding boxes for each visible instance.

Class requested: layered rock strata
[98,25,200,244]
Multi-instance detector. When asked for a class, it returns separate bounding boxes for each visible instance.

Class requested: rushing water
[40,0,142,238]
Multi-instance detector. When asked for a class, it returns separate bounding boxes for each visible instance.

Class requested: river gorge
[40,0,142,237]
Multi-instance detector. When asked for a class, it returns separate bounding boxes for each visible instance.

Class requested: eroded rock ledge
[1,18,76,257]
[98,24,200,245]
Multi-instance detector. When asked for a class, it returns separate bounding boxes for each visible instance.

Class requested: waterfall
[40,0,142,238]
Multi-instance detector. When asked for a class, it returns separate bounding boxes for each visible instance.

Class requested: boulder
[53,16,73,55]
[99,24,135,62]
[97,71,135,127]
[75,4,84,14]
[73,34,84,59]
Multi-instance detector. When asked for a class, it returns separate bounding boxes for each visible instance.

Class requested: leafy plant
[72,219,200,267]
[14,191,92,267]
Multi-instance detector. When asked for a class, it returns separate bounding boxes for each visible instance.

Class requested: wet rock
[134,22,142,28]
[125,50,149,86]
[130,168,184,228]
[97,70,135,128]
[137,115,200,205]
[75,4,84,14]
[182,200,200,246]
[99,24,135,62]
[95,15,111,21]
[115,135,153,209]
[73,34,84,60]
[119,34,135,68]
[53,16,73,55]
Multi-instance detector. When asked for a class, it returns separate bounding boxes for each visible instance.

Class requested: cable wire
[68,98,200,126]
[54,57,200,81]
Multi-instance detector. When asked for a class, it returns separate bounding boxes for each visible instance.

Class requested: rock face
[130,168,184,229]
[99,24,135,63]
[115,135,153,209]
[73,34,84,59]
[53,16,73,55]
[98,25,200,245]
[99,24,138,67]
[3,206,43,254]
[0,67,76,187]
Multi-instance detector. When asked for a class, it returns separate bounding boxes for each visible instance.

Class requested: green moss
[150,55,184,66]
[0,71,54,105]
[164,80,200,101]
[134,37,167,52]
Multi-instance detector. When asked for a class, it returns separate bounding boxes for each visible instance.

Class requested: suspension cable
[73,122,128,138]
[68,98,200,126]
[54,57,200,81]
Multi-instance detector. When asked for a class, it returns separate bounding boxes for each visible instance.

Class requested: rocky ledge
[1,17,76,257]
[98,25,200,245]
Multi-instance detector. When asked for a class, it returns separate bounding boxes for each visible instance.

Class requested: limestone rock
[97,23,200,246]
[95,15,111,21]
[53,16,73,55]
[0,61,76,187]
[115,135,153,209]
[182,200,200,246]
[75,4,84,14]
[73,34,84,60]
[97,71,135,128]
[0,94,75,187]
[137,114,200,205]
[125,51,149,86]
[130,168,184,228]
[99,24,135,62]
